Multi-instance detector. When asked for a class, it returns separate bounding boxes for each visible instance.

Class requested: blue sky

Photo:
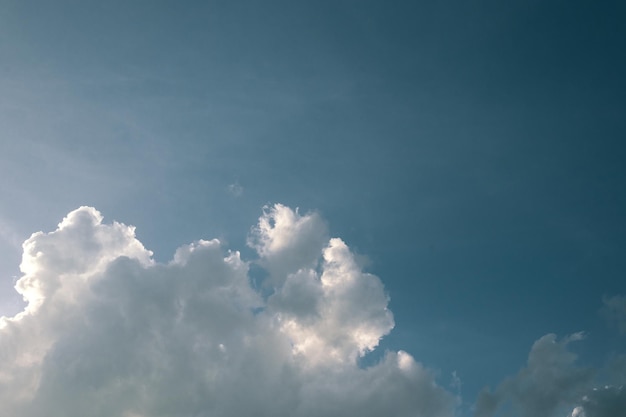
[1,1,625,416]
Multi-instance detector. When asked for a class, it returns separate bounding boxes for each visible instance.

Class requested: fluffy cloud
[268,237,394,365]
[0,205,457,417]
[247,204,329,283]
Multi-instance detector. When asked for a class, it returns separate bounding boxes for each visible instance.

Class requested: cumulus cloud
[474,329,626,417]
[474,333,594,417]
[0,205,457,417]
[268,237,395,365]
[247,204,329,284]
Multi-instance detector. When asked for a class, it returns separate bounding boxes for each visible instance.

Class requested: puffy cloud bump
[0,205,457,417]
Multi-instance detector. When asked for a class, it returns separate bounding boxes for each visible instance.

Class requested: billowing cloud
[0,205,457,417]
[474,329,626,417]
[474,333,594,417]
[247,204,329,284]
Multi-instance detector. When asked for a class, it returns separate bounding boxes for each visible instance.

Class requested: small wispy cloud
[227,181,243,197]
[602,294,626,334]
[0,215,24,249]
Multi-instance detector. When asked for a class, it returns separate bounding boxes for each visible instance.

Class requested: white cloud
[15,206,153,314]
[269,237,394,365]
[247,204,329,284]
[0,205,457,417]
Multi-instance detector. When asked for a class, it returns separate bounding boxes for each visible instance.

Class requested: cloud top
[0,205,456,417]
[247,204,329,283]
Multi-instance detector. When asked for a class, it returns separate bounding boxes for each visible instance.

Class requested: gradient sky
[1,1,625,416]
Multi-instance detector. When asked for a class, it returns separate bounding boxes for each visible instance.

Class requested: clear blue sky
[1,1,625,416]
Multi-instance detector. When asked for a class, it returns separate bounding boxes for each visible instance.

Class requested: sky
[0,1,625,416]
